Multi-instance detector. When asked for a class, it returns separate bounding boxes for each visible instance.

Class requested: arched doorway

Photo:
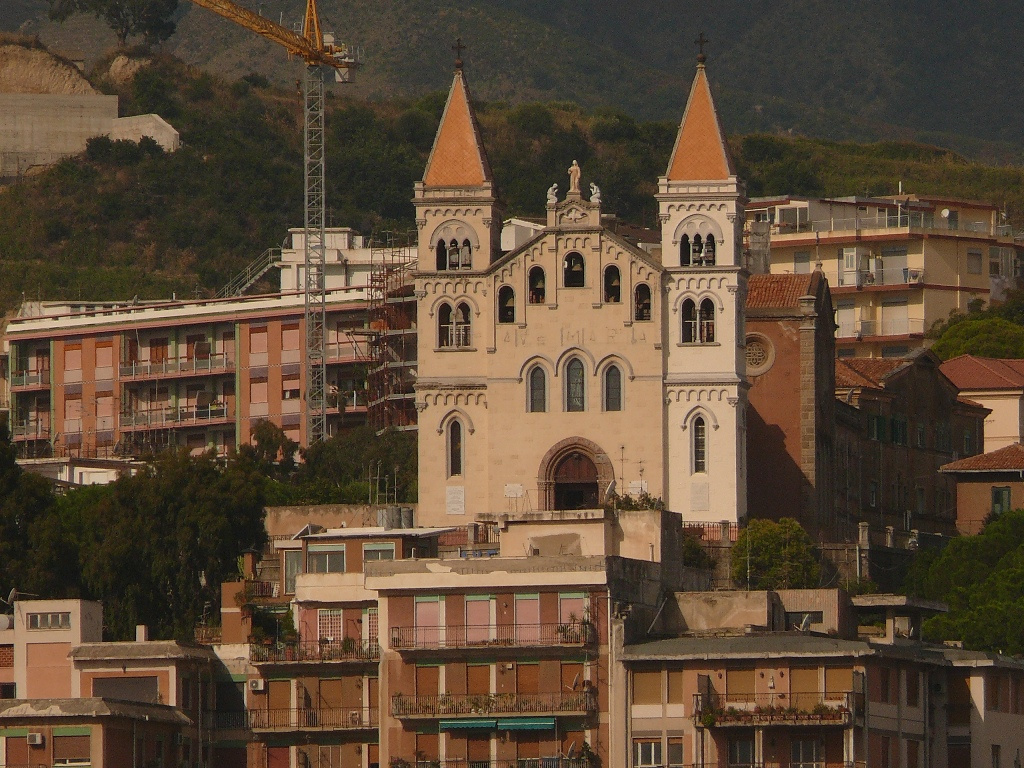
[553,451,599,510]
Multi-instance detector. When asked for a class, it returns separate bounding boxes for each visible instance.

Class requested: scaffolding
[367,232,418,433]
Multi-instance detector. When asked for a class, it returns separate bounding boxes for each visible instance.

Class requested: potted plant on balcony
[389,759,411,768]
[341,635,357,657]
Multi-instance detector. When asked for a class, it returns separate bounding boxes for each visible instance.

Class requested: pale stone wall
[109,113,179,152]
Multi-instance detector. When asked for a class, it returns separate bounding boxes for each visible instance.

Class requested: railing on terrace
[121,404,232,427]
[11,419,49,438]
[250,638,379,663]
[772,212,1004,237]
[391,622,596,651]
[833,267,927,289]
[395,760,594,768]
[392,690,597,718]
[834,319,925,339]
[216,706,377,731]
[10,370,50,387]
[694,692,859,727]
[241,579,280,599]
[119,353,234,379]
[679,521,739,543]
[326,340,370,362]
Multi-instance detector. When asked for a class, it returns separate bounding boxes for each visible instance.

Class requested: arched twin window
[529,267,546,304]
[498,286,515,324]
[448,419,463,476]
[564,252,585,287]
[679,233,717,267]
[692,416,707,473]
[603,266,621,303]
[438,302,472,348]
[528,366,546,412]
[566,358,586,412]
[681,298,716,343]
[436,238,473,271]
[603,365,622,411]
[634,284,652,321]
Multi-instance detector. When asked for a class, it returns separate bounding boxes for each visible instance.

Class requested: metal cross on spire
[452,37,466,70]
[695,32,709,64]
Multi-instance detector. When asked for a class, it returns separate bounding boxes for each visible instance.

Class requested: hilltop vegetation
[2,53,1024,310]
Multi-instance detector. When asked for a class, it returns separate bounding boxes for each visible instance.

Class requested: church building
[413,53,749,528]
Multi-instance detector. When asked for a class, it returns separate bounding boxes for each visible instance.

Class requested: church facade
[413,59,749,528]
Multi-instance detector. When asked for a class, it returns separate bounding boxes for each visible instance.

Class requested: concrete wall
[109,114,179,152]
[0,93,116,177]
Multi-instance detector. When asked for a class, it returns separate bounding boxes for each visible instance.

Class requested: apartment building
[4,228,416,459]
[746,195,1024,358]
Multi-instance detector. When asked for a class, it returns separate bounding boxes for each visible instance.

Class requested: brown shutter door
[468,735,490,762]
[416,666,440,696]
[53,735,91,761]
[468,665,491,695]
[319,678,344,708]
[726,668,755,703]
[517,664,539,695]
[790,667,820,710]
[268,679,291,710]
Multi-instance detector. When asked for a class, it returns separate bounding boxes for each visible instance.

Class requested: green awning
[439,719,497,731]
[496,717,556,731]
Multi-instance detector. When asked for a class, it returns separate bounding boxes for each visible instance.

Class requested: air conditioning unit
[249,678,266,692]
[27,733,44,746]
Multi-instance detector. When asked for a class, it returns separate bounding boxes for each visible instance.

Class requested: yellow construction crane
[187,0,356,445]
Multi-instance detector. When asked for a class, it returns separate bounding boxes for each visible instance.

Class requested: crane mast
[186,0,354,446]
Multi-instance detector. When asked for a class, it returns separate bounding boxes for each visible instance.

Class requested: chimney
[136,624,149,642]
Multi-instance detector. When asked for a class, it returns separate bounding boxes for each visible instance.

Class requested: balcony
[391,690,598,719]
[250,638,379,664]
[834,319,925,340]
[326,340,371,364]
[392,760,593,768]
[693,692,858,728]
[10,370,50,389]
[121,404,234,429]
[216,706,377,732]
[770,211,1006,238]
[119,353,234,380]
[391,622,597,652]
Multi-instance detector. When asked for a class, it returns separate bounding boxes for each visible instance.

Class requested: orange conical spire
[422,67,493,187]
[665,57,734,182]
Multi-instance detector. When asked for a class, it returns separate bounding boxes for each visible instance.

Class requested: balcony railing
[10,370,50,388]
[439,324,472,348]
[391,622,597,651]
[218,706,377,731]
[121,404,233,428]
[771,212,1006,238]
[250,638,379,663]
[392,690,598,718]
[11,419,50,439]
[394,760,593,768]
[694,692,858,727]
[835,318,925,340]
[119,353,234,379]
[193,626,222,645]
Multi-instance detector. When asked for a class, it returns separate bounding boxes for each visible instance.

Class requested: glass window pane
[567,359,585,412]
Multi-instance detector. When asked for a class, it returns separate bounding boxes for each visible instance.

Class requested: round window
[745,334,775,376]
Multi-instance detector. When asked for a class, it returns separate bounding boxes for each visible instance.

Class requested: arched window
[566,358,585,412]
[528,366,546,413]
[692,235,704,264]
[603,265,621,303]
[699,299,716,343]
[692,416,707,473]
[680,235,691,267]
[529,267,546,304]
[704,234,716,265]
[461,238,473,268]
[453,302,472,347]
[438,303,453,347]
[498,286,515,324]
[564,252,585,288]
[634,284,652,321]
[681,299,697,343]
[436,240,448,271]
[604,365,622,411]
[448,419,463,477]
[449,239,461,269]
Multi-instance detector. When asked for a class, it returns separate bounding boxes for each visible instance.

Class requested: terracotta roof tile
[940,354,1024,391]
[835,358,882,389]
[835,358,905,388]
[666,65,734,181]
[423,70,492,187]
[941,442,1024,472]
[745,273,817,310]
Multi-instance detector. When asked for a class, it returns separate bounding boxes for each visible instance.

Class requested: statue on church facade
[590,183,601,204]
[568,160,581,195]
[546,183,559,204]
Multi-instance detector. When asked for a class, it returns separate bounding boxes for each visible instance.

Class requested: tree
[49,0,178,46]
[731,518,821,589]
[906,508,1024,654]
[931,317,1024,360]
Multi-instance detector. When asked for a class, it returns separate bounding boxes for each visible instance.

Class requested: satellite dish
[566,741,577,759]
[5,589,15,605]
[941,208,951,219]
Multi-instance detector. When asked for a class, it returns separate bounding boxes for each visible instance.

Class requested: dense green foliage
[3,54,1024,312]
[48,0,177,44]
[907,509,1024,654]
[731,518,821,590]
[929,291,1024,360]
[0,421,267,640]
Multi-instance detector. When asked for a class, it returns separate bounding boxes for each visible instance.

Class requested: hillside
[2,54,1024,312]
[7,0,1024,161]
